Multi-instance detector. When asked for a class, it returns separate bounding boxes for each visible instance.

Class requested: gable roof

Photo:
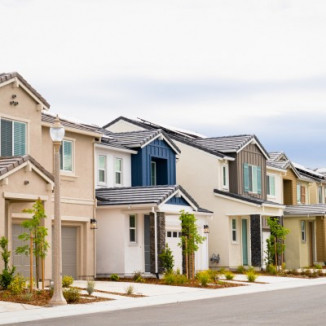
[42,113,102,138]
[0,72,50,109]
[96,185,212,213]
[0,155,54,183]
[194,134,270,159]
[293,162,325,183]
[104,130,181,154]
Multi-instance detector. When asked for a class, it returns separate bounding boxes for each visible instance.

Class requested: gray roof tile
[285,204,326,216]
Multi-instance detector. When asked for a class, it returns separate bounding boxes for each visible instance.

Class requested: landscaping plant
[163,270,188,285]
[159,244,174,274]
[62,275,74,288]
[110,274,119,281]
[0,236,16,289]
[236,265,245,274]
[8,274,26,295]
[178,210,206,279]
[224,271,234,280]
[125,285,134,295]
[63,287,80,303]
[196,271,211,287]
[86,281,95,295]
[246,270,257,282]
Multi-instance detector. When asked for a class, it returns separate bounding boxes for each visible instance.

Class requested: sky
[1,0,326,168]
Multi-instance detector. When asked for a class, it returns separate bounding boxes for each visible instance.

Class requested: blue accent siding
[131,138,176,186]
[166,196,189,206]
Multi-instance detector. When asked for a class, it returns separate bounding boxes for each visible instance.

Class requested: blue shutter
[257,166,262,194]
[1,119,13,156]
[243,163,249,192]
[13,121,26,156]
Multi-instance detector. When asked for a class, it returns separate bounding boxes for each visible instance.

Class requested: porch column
[250,214,262,267]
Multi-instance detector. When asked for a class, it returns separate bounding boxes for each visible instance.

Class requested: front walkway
[1,275,326,325]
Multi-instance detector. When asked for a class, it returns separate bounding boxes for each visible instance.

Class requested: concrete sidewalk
[1,275,326,325]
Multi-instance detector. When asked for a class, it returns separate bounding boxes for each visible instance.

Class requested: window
[167,231,172,238]
[60,140,73,172]
[115,158,122,185]
[243,163,261,194]
[318,186,323,204]
[267,175,276,197]
[297,184,307,204]
[151,161,157,186]
[98,155,106,184]
[1,119,26,156]
[231,219,237,242]
[129,215,136,242]
[222,165,228,189]
[301,221,306,242]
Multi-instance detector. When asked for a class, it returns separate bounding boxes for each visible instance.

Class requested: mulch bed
[0,289,110,306]
[96,277,244,289]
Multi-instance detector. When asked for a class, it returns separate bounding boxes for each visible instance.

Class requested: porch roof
[96,185,212,213]
[214,189,284,207]
[284,204,326,216]
[0,155,54,182]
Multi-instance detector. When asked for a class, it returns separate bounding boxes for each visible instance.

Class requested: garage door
[12,224,36,278]
[166,230,182,273]
[52,226,77,279]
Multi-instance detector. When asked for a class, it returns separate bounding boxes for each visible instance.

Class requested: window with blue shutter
[243,163,249,192]
[244,163,263,195]
[1,119,26,157]
[257,166,262,194]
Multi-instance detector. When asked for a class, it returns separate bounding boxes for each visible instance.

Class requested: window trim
[98,155,107,185]
[318,186,323,204]
[297,183,307,204]
[129,214,137,243]
[114,157,123,186]
[244,163,262,195]
[0,118,27,156]
[222,164,229,190]
[231,218,237,243]
[60,138,75,174]
[301,220,306,242]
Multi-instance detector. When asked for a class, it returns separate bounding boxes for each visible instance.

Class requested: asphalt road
[13,284,326,326]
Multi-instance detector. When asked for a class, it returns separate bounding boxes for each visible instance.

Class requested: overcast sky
[1,0,326,168]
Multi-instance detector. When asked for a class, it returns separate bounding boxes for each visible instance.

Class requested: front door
[242,219,248,266]
[144,215,151,272]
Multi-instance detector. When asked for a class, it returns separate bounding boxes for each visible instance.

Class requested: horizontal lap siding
[237,143,267,200]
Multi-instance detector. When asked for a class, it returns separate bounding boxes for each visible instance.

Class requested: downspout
[152,207,159,278]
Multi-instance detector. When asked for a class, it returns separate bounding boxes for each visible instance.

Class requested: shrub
[247,266,255,273]
[224,271,234,280]
[246,271,257,282]
[159,244,174,274]
[281,263,286,270]
[86,281,95,295]
[267,264,277,275]
[236,265,245,274]
[314,264,323,270]
[62,275,74,288]
[21,293,33,302]
[207,269,219,283]
[63,287,80,303]
[218,268,226,275]
[196,271,210,287]
[110,274,119,281]
[133,271,144,283]
[163,271,188,285]
[8,274,26,295]
[125,285,134,295]
[0,237,16,290]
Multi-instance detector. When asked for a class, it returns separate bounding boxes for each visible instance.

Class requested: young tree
[16,199,49,291]
[266,217,289,271]
[178,210,206,279]
[0,237,16,289]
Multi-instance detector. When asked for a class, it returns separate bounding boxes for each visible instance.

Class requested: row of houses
[0,72,325,282]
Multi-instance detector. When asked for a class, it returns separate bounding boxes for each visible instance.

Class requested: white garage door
[166,230,182,273]
[12,224,36,278]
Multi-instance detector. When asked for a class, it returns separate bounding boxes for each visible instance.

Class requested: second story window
[243,163,261,194]
[115,158,122,185]
[318,186,323,204]
[98,155,106,184]
[1,118,26,156]
[60,140,73,172]
[151,161,157,186]
[297,184,307,204]
[222,164,229,189]
[267,174,276,197]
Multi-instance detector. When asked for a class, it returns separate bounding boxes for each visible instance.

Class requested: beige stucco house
[0,72,100,281]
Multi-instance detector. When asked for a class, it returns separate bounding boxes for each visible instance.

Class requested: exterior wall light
[203,225,210,234]
[90,218,98,230]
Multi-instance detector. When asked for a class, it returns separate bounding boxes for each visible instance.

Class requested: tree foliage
[0,236,16,289]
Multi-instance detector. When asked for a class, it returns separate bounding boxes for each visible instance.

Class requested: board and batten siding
[131,138,176,186]
[229,143,267,200]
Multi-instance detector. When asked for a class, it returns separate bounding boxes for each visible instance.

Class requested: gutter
[152,207,159,278]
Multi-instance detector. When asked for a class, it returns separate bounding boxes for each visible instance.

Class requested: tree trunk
[29,233,33,293]
[192,252,195,280]
[185,237,188,279]
[274,237,277,272]
[42,257,45,290]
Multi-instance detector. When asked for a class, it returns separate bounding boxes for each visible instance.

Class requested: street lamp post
[49,115,67,306]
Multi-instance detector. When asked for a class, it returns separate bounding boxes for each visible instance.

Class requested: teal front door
[242,219,248,265]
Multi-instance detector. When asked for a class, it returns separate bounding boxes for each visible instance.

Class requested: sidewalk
[1,275,326,325]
